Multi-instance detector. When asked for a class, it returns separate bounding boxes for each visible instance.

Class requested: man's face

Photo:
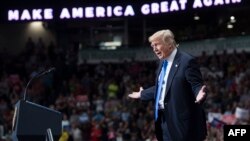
[151,39,172,60]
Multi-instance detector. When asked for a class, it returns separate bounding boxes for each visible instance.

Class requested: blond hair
[148,29,177,47]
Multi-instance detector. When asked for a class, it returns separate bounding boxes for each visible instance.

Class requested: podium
[12,100,62,141]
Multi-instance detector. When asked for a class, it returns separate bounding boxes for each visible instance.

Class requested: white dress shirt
[158,48,177,109]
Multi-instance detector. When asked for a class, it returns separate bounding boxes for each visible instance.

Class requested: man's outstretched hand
[128,86,143,99]
[195,85,206,104]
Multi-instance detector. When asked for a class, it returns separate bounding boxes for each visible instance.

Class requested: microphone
[36,67,56,78]
[23,67,56,101]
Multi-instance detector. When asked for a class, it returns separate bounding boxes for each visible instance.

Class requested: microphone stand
[23,68,56,101]
[23,73,40,101]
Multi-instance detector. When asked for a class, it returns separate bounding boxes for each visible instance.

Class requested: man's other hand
[195,85,206,104]
[128,86,143,99]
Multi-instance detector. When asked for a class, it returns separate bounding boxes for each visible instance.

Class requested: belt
[158,109,166,121]
[158,109,165,112]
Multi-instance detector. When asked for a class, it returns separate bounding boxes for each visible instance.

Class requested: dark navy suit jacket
[141,49,207,141]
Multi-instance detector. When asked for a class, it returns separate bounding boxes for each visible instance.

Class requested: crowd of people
[0,37,249,141]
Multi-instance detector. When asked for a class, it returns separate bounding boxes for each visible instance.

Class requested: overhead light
[230,16,236,23]
[99,41,122,50]
[194,15,200,20]
[29,21,43,29]
[28,21,44,32]
[227,23,233,29]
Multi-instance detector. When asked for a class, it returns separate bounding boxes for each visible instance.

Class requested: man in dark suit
[128,29,207,141]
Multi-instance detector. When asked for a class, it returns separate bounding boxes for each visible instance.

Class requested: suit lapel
[165,50,181,95]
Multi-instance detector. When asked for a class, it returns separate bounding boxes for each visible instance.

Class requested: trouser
[155,109,172,141]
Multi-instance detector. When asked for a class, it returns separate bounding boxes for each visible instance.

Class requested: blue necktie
[155,60,168,120]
